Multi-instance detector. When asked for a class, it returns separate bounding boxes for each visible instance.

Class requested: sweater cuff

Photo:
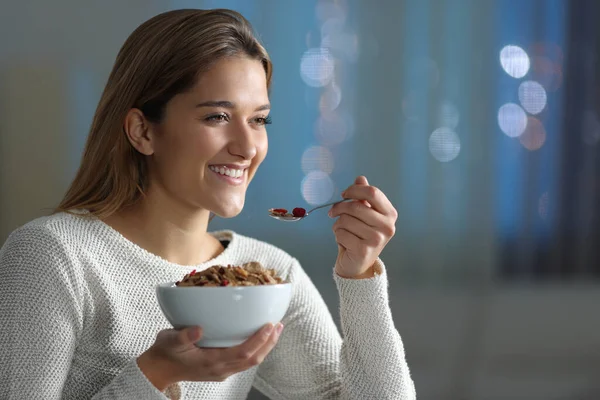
[333,258,390,307]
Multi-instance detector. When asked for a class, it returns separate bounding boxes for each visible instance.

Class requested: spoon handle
[308,198,351,214]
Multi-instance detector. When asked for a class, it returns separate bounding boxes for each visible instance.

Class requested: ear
[124,108,155,155]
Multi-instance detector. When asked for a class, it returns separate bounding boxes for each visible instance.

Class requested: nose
[227,121,258,160]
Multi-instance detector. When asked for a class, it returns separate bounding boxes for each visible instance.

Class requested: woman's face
[146,56,270,218]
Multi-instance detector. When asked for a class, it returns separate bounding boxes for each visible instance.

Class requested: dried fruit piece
[292,207,306,217]
[269,208,288,216]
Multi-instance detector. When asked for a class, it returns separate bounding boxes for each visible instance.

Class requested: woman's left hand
[329,176,398,279]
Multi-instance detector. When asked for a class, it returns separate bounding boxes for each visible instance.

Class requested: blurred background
[1,0,599,399]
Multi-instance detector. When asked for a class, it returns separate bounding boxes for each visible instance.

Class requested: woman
[0,9,415,400]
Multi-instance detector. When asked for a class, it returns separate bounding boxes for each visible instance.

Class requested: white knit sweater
[0,212,415,400]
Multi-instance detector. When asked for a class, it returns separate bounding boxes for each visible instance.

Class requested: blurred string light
[500,45,530,78]
[300,47,335,87]
[437,100,460,130]
[429,127,461,162]
[314,112,352,146]
[321,17,358,63]
[301,145,335,174]
[519,117,546,151]
[518,80,547,115]
[497,42,565,152]
[530,42,564,92]
[315,0,345,21]
[498,103,528,138]
[530,55,563,92]
[302,171,335,205]
[301,0,355,205]
[319,82,342,113]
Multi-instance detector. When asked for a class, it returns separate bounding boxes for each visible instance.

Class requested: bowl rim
[156,281,292,289]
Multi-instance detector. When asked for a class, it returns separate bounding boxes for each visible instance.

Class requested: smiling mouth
[208,165,246,179]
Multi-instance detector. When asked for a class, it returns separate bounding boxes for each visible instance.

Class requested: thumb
[355,175,368,185]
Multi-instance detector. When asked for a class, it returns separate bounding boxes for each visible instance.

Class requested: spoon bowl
[268,199,350,222]
[268,214,303,222]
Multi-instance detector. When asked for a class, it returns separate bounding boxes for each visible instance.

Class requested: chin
[213,208,243,219]
[210,201,245,219]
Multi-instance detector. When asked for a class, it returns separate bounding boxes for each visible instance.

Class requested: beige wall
[0,64,71,241]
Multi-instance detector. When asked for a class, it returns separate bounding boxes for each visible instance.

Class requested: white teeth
[210,166,244,179]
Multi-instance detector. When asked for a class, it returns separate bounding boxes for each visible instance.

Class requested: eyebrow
[195,100,271,112]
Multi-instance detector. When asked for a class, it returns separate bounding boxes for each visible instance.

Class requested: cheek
[256,133,268,162]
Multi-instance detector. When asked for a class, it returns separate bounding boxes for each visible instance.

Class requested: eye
[253,115,272,126]
[205,113,230,123]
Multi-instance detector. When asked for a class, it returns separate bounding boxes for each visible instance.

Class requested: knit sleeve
[0,224,168,400]
[252,258,416,400]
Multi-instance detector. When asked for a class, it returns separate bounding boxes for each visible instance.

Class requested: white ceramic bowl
[156,282,293,347]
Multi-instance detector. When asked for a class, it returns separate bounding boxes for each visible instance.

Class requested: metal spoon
[268,199,351,222]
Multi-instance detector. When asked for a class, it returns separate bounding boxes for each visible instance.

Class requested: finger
[329,200,387,227]
[219,323,274,363]
[355,175,369,185]
[333,213,373,241]
[334,227,362,253]
[157,326,203,350]
[353,176,372,208]
[341,185,396,217]
[228,323,284,372]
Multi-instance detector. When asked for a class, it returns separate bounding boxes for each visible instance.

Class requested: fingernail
[264,324,274,336]
[275,323,284,336]
[341,190,347,197]
[328,209,333,218]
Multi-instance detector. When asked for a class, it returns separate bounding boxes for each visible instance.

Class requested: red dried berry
[221,280,229,286]
[292,207,306,217]
[190,269,196,276]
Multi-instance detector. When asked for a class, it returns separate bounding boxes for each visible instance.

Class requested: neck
[104,186,223,266]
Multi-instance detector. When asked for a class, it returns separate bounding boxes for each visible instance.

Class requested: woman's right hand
[137,323,284,391]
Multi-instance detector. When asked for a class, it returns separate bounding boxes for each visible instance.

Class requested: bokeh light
[500,45,530,78]
[518,80,547,115]
[519,117,546,151]
[300,47,335,87]
[437,100,460,129]
[319,82,342,113]
[315,1,345,21]
[301,145,335,174]
[498,103,528,138]
[315,112,351,146]
[530,56,563,92]
[429,127,461,162]
[301,171,335,205]
[320,17,344,40]
[321,32,359,62]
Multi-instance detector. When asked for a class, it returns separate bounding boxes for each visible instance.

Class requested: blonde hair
[56,9,272,218]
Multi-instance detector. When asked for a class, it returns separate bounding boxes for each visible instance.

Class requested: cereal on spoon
[268,207,306,218]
